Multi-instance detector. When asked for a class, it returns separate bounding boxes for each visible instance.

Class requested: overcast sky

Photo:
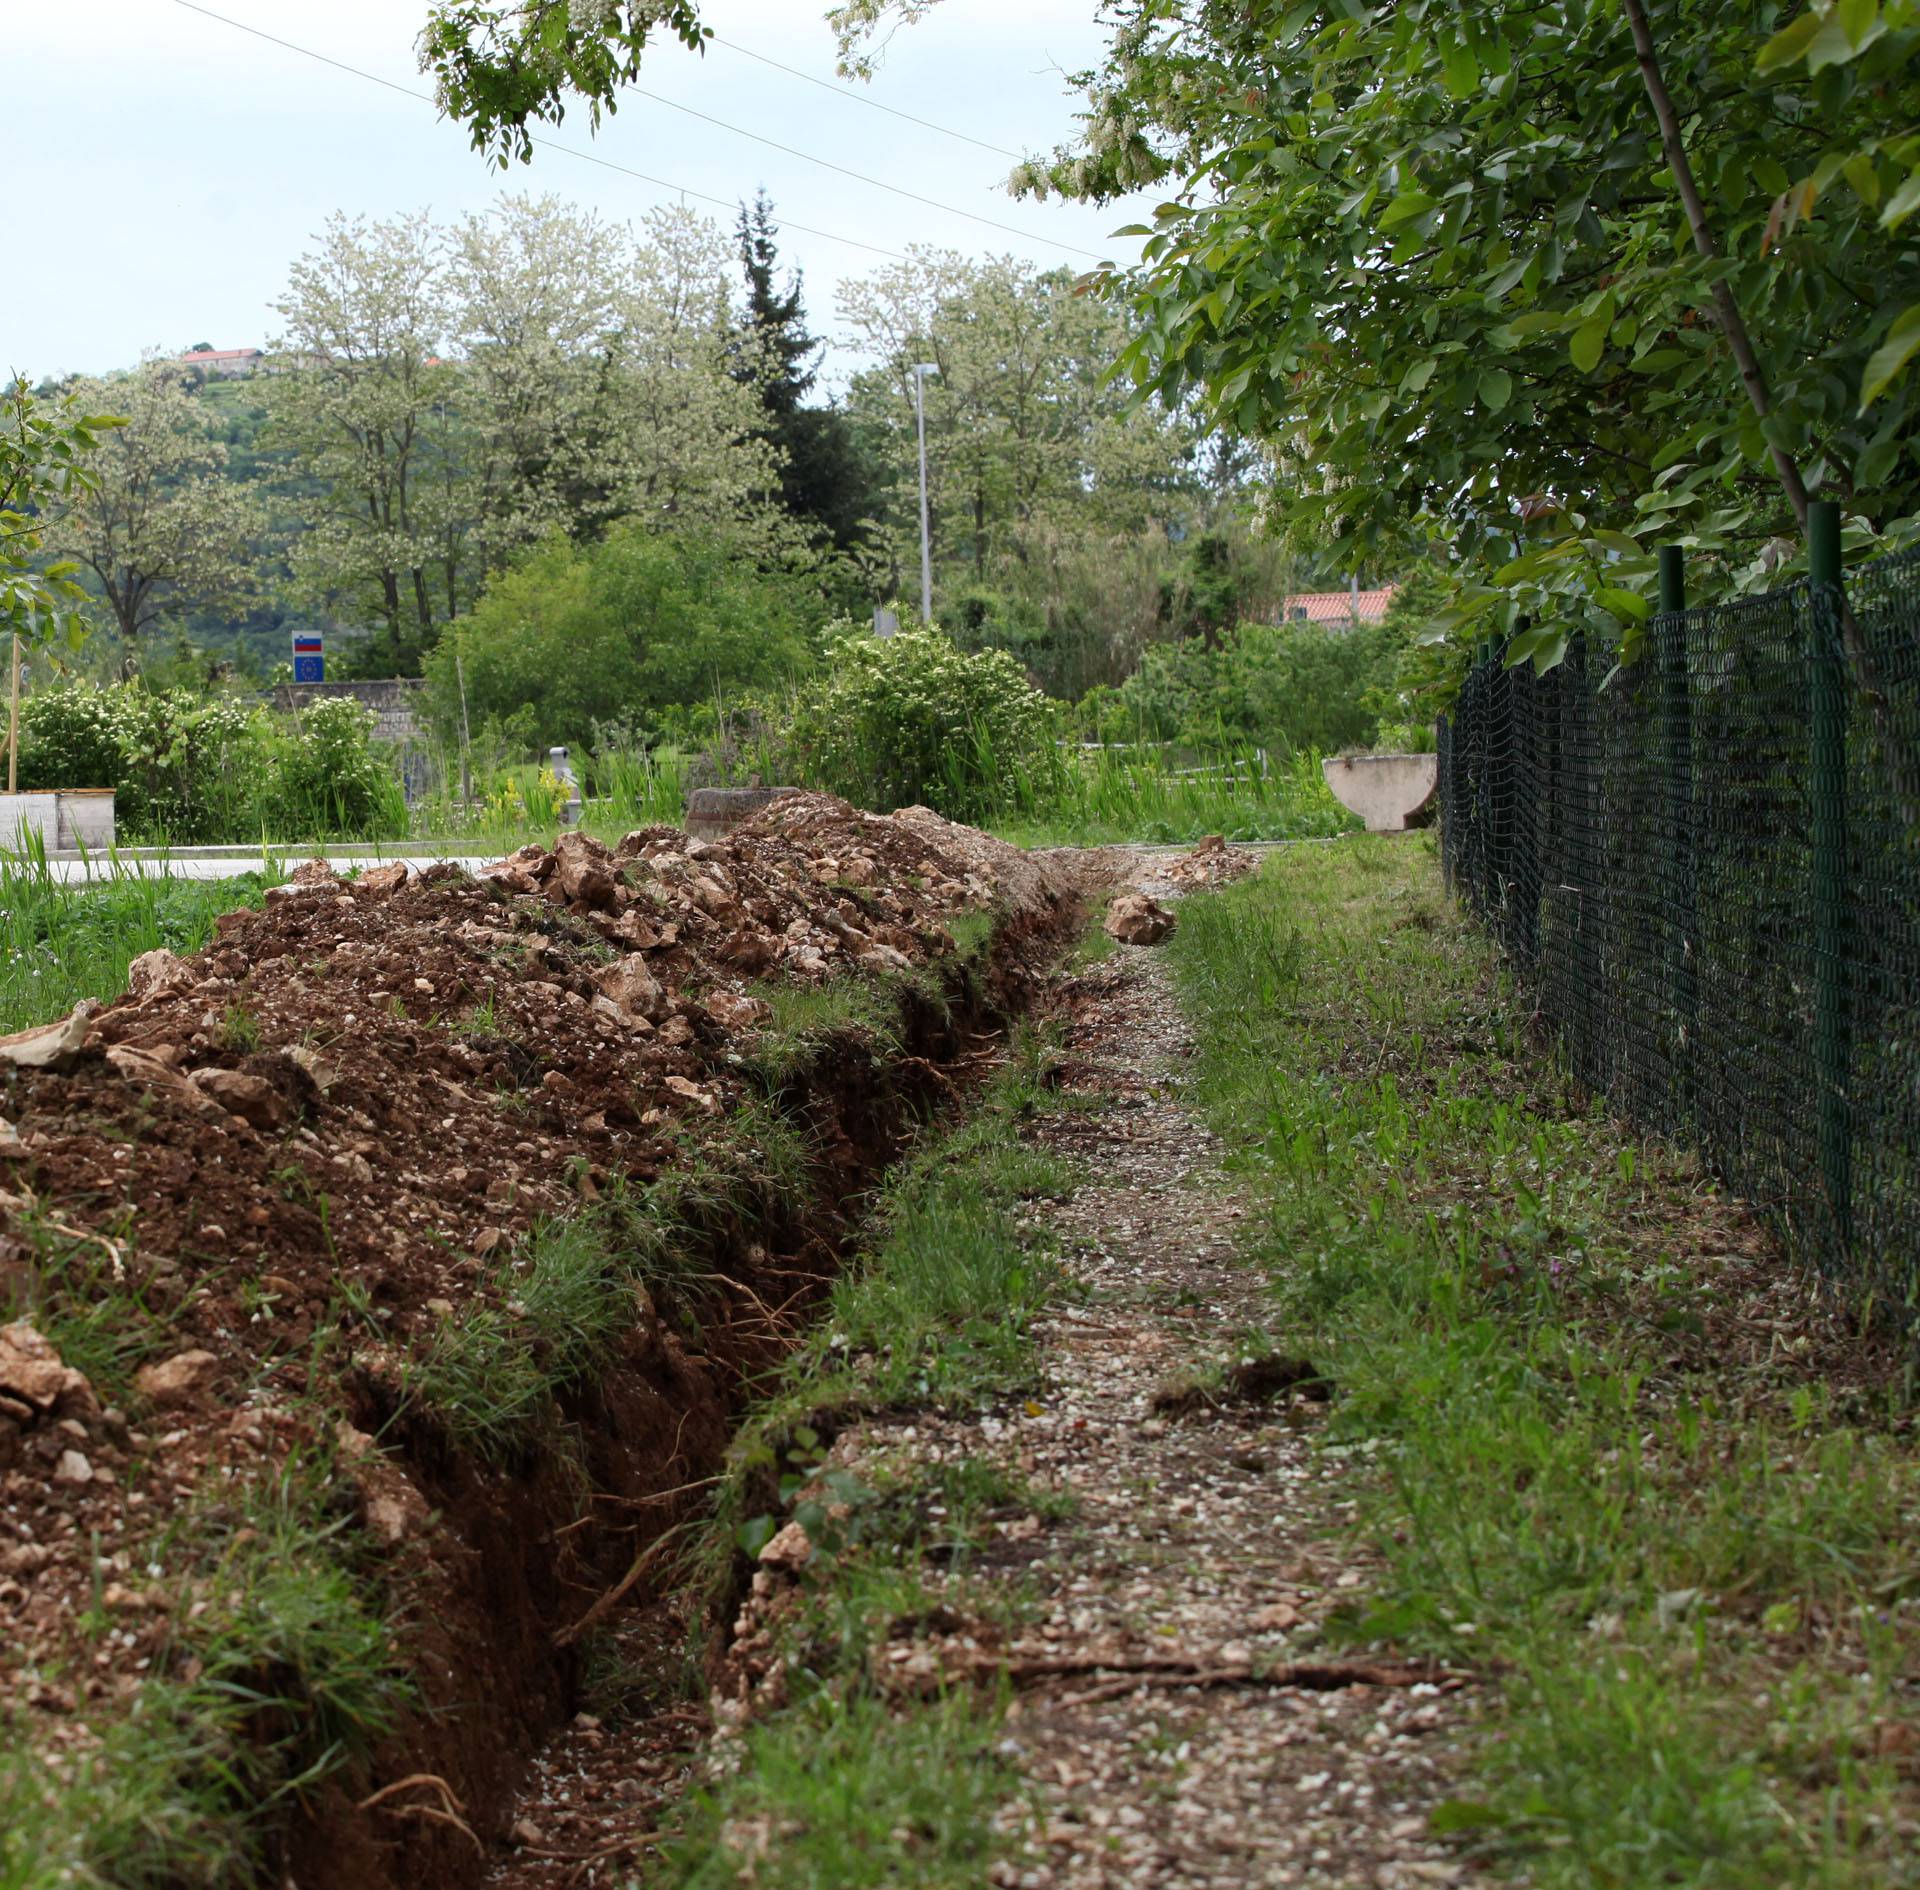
[4,0,1158,385]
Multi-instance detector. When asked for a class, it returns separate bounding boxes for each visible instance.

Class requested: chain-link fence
[1439,526,1920,1324]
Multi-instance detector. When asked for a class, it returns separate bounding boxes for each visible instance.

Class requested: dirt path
[841,944,1476,1888]
[483,932,1477,1888]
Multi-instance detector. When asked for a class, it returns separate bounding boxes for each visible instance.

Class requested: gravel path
[833,943,1478,1888]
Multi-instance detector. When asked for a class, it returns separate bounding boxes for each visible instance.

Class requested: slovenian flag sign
[293,635,323,654]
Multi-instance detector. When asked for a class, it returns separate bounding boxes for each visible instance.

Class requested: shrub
[262,695,407,841]
[16,683,406,844]
[18,684,269,842]
[782,623,1061,820]
[424,523,820,754]
[1079,616,1399,756]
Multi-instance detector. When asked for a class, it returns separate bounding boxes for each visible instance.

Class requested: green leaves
[1379,189,1439,230]
[1569,315,1609,374]
[0,377,114,655]
[1861,304,1920,408]
[984,0,1920,675]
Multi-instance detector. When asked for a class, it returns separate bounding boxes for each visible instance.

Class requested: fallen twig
[355,1773,481,1853]
[554,1528,682,1648]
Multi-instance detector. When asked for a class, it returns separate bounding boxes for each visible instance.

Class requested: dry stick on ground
[355,1774,482,1854]
[987,1654,1461,1691]
[554,1528,684,1648]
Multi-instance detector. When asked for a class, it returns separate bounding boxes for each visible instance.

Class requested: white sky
[3,0,1159,383]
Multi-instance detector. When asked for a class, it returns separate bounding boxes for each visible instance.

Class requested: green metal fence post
[1657,546,1697,1134]
[1808,500,1852,1255]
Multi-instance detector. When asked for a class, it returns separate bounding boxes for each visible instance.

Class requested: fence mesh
[1439,544,1920,1325]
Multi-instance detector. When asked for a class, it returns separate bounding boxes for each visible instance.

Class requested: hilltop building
[178,346,265,379]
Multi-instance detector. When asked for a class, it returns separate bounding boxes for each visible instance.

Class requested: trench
[277,905,1070,1890]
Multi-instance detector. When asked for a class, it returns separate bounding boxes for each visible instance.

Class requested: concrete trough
[684,787,800,840]
[0,790,119,855]
[1322,753,1438,834]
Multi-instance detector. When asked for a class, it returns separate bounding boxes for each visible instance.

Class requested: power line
[164,0,907,261]
[707,35,1024,161]
[628,85,1097,258]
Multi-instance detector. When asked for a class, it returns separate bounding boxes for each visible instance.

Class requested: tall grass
[991,742,1354,846]
[402,744,690,849]
[1171,843,1920,1886]
[0,844,280,1035]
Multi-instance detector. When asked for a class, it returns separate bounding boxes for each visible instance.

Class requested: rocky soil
[0,796,1073,1889]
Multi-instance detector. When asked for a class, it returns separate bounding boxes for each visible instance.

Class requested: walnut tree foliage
[1005,0,1920,669]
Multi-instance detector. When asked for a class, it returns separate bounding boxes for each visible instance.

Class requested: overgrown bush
[262,695,407,840]
[16,683,403,843]
[423,523,820,755]
[1077,616,1399,756]
[781,623,1061,820]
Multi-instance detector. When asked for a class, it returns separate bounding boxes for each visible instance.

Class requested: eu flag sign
[292,632,324,684]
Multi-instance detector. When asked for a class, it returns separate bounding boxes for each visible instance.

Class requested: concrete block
[0,794,59,851]
[1322,753,1438,833]
[684,787,801,840]
[55,790,116,852]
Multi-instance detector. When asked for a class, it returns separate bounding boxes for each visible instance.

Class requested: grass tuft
[1170,838,1920,1887]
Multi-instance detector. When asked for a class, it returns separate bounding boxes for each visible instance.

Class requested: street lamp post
[910,362,938,623]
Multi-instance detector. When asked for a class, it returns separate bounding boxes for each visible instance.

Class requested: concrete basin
[1322,753,1438,833]
[684,786,801,840]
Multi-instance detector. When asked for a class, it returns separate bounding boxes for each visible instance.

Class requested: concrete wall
[266,678,425,747]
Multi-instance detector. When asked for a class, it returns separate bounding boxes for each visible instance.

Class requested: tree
[0,378,115,784]
[451,192,626,568]
[422,1,709,165]
[839,248,1203,689]
[46,362,258,662]
[434,1,1920,670]
[735,190,872,551]
[599,205,791,543]
[993,0,1920,668]
[422,520,815,751]
[268,210,468,676]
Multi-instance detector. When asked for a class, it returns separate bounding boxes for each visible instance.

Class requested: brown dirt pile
[0,796,1071,1888]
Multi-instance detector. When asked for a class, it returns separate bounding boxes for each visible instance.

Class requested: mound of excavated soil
[0,798,1071,1884]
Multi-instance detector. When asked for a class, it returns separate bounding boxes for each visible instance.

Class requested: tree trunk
[1619,0,1809,530]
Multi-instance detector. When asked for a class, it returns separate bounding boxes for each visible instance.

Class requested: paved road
[38,851,501,886]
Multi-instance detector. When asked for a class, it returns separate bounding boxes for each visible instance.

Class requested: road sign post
[292,631,324,684]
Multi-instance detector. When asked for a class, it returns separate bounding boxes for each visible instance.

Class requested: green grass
[664,1689,1016,1890]
[0,852,280,1035]
[1169,839,1920,1888]
[992,744,1356,847]
[660,1030,1074,1889]
[742,977,904,1086]
[401,1182,716,1462]
[0,1205,172,1406]
[0,1462,406,1890]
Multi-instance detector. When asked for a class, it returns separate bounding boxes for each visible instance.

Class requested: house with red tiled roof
[178,346,265,379]
[1278,584,1398,627]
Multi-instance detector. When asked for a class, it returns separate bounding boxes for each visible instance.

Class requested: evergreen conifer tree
[735,190,871,552]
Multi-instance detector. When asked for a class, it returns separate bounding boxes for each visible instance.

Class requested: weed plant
[991,743,1353,848]
[662,1032,1074,1889]
[0,1461,405,1890]
[1170,840,1920,1886]
[0,846,280,1035]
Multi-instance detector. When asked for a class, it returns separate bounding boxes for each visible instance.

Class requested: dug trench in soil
[476,849,1472,1890]
[0,796,1077,1890]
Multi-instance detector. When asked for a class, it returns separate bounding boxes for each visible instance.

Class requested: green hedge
[16,685,406,845]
